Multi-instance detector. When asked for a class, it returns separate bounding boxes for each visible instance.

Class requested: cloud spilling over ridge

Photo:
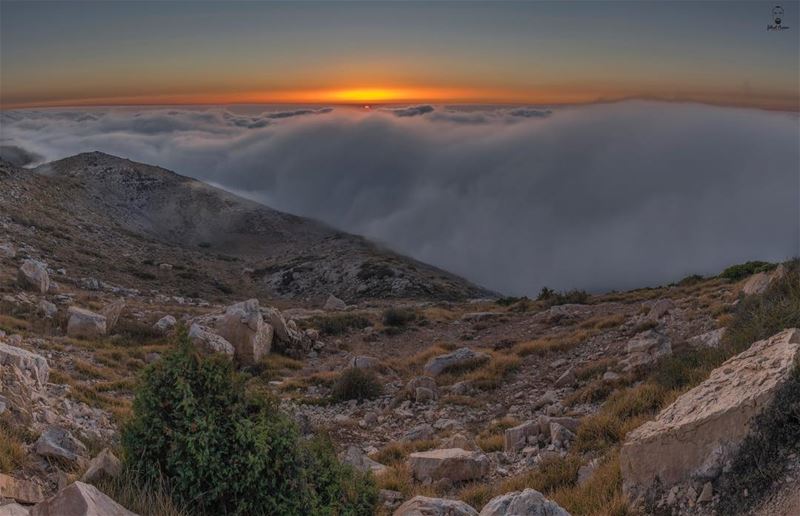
[1,102,797,295]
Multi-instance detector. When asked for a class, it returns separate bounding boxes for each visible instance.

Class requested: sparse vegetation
[331,367,383,402]
[123,331,377,514]
[382,307,418,327]
[538,288,589,307]
[719,260,775,281]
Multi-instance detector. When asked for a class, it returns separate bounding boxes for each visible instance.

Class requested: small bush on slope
[332,367,383,402]
[718,260,775,281]
[122,330,377,515]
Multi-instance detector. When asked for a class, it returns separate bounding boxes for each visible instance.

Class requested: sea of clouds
[1,101,797,295]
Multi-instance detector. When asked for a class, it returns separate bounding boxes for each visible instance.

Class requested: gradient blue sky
[1,1,798,109]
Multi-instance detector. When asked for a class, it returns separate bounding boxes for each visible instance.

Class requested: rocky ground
[0,154,797,515]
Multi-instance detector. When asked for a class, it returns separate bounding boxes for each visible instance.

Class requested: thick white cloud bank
[1,102,798,295]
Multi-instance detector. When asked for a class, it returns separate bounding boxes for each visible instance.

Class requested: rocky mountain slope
[0,152,489,303]
[0,155,797,515]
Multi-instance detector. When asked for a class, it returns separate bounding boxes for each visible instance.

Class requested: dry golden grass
[0,314,30,332]
[574,358,617,381]
[498,454,582,494]
[278,370,338,391]
[475,433,504,452]
[514,329,596,357]
[421,306,459,323]
[436,352,520,391]
[457,482,494,510]
[550,454,632,516]
[370,439,436,466]
[440,394,483,408]
[0,424,27,473]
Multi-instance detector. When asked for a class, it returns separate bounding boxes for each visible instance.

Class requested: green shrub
[382,307,418,327]
[331,368,383,402]
[496,296,528,307]
[123,331,376,515]
[719,260,775,281]
[538,288,589,307]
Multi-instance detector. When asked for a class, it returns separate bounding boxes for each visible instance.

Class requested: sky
[1,1,798,110]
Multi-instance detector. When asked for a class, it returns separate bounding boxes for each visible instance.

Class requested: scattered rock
[323,294,347,311]
[30,482,137,516]
[405,376,439,402]
[622,330,671,371]
[0,243,16,259]
[0,502,29,515]
[35,426,87,463]
[424,348,489,376]
[549,422,575,448]
[81,448,121,484]
[408,448,490,483]
[350,355,381,369]
[697,481,713,503]
[648,299,675,320]
[479,488,570,516]
[380,489,404,511]
[100,299,126,333]
[17,260,49,294]
[441,433,480,452]
[188,323,235,357]
[741,272,770,296]
[403,424,435,442]
[554,367,575,388]
[0,473,44,504]
[688,328,725,348]
[0,343,49,385]
[621,328,800,499]
[217,299,273,366]
[37,300,57,319]
[153,315,177,334]
[393,496,478,516]
[341,446,388,475]
[504,420,540,453]
[66,307,107,339]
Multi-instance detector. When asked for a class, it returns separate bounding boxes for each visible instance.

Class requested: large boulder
[100,299,126,333]
[153,315,177,334]
[340,446,388,476]
[424,348,490,376]
[479,488,570,516]
[408,448,490,483]
[81,448,121,484]
[620,328,800,499]
[264,307,310,356]
[0,473,44,504]
[30,482,136,516]
[66,307,107,339]
[216,299,272,366]
[393,496,478,516]
[621,330,670,371]
[35,426,87,463]
[0,502,29,515]
[17,260,49,294]
[188,324,235,357]
[0,343,49,385]
[406,376,439,402]
[323,294,347,311]
[350,355,381,369]
[504,420,540,453]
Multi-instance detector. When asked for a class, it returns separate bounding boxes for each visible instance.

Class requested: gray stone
[81,448,121,484]
[100,299,126,333]
[341,446,388,476]
[403,424,435,442]
[408,448,490,483]
[66,307,107,339]
[217,299,273,366]
[504,421,539,453]
[37,300,57,319]
[350,355,381,369]
[479,488,570,516]
[393,496,478,516]
[30,482,137,516]
[323,294,347,311]
[153,315,177,334]
[188,324,235,357]
[35,426,87,463]
[17,260,49,294]
[554,368,575,388]
[424,348,489,376]
[0,343,49,385]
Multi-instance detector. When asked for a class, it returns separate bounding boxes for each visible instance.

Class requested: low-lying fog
[2,101,798,295]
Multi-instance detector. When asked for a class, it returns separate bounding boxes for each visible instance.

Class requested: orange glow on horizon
[2,85,797,112]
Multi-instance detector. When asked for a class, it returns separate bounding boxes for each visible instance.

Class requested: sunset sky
[1,1,798,110]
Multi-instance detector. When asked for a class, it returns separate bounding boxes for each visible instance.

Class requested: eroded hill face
[0,152,489,304]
